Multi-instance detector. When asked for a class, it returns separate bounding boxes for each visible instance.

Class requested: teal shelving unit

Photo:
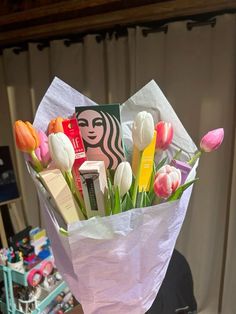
[0,257,67,314]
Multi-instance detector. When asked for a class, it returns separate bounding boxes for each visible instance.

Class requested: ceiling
[0,0,236,48]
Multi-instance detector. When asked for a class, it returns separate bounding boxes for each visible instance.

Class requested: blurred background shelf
[0,261,68,314]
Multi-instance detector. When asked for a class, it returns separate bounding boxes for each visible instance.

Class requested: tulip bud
[14,120,40,153]
[132,111,154,151]
[114,161,132,197]
[154,165,181,199]
[200,128,224,152]
[48,132,75,172]
[35,131,51,168]
[48,117,64,134]
[155,121,173,150]
[188,128,224,166]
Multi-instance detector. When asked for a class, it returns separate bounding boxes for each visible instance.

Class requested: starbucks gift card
[75,104,125,169]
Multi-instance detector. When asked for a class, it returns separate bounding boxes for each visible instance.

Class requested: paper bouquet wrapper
[32,78,197,314]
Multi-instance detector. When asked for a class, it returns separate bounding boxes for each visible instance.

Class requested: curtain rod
[0,14,220,55]
[1,8,236,54]
[187,18,216,31]
[142,25,168,37]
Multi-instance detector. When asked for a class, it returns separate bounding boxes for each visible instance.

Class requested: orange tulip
[14,120,43,172]
[48,117,64,134]
[14,120,40,153]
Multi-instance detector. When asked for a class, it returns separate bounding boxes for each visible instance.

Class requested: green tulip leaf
[137,189,150,208]
[149,190,156,205]
[147,161,157,204]
[148,176,156,203]
[129,174,136,198]
[113,186,121,214]
[107,176,115,210]
[107,169,115,185]
[142,192,150,207]
[104,187,112,216]
[136,191,143,208]
[147,158,167,205]
[121,194,127,212]
[143,192,147,207]
[144,192,152,207]
[167,178,199,201]
[148,162,156,192]
[122,192,134,212]
[156,156,168,171]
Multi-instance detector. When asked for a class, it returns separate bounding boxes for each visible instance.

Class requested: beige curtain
[0,13,235,314]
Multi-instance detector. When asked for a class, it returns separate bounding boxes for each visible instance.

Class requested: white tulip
[114,161,132,197]
[48,132,75,172]
[132,111,154,151]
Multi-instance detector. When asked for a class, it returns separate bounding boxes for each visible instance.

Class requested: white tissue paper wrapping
[32,77,198,314]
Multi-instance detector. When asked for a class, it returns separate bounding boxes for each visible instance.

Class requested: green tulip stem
[188,151,202,166]
[30,151,43,172]
[65,170,73,190]
[172,149,182,161]
[131,150,143,207]
[65,170,87,218]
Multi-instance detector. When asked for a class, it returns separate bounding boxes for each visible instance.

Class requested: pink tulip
[171,159,192,185]
[155,121,173,150]
[200,128,224,152]
[154,165,181,199]
[35,130,51,167]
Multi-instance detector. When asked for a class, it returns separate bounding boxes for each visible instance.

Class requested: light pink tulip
[200,128,224,152]
[35,130,51,167]
[154,165,181,199]
[155,121,173,150]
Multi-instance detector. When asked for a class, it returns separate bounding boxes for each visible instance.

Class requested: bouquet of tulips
[14,111,223,219]
[14,78,223,314]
